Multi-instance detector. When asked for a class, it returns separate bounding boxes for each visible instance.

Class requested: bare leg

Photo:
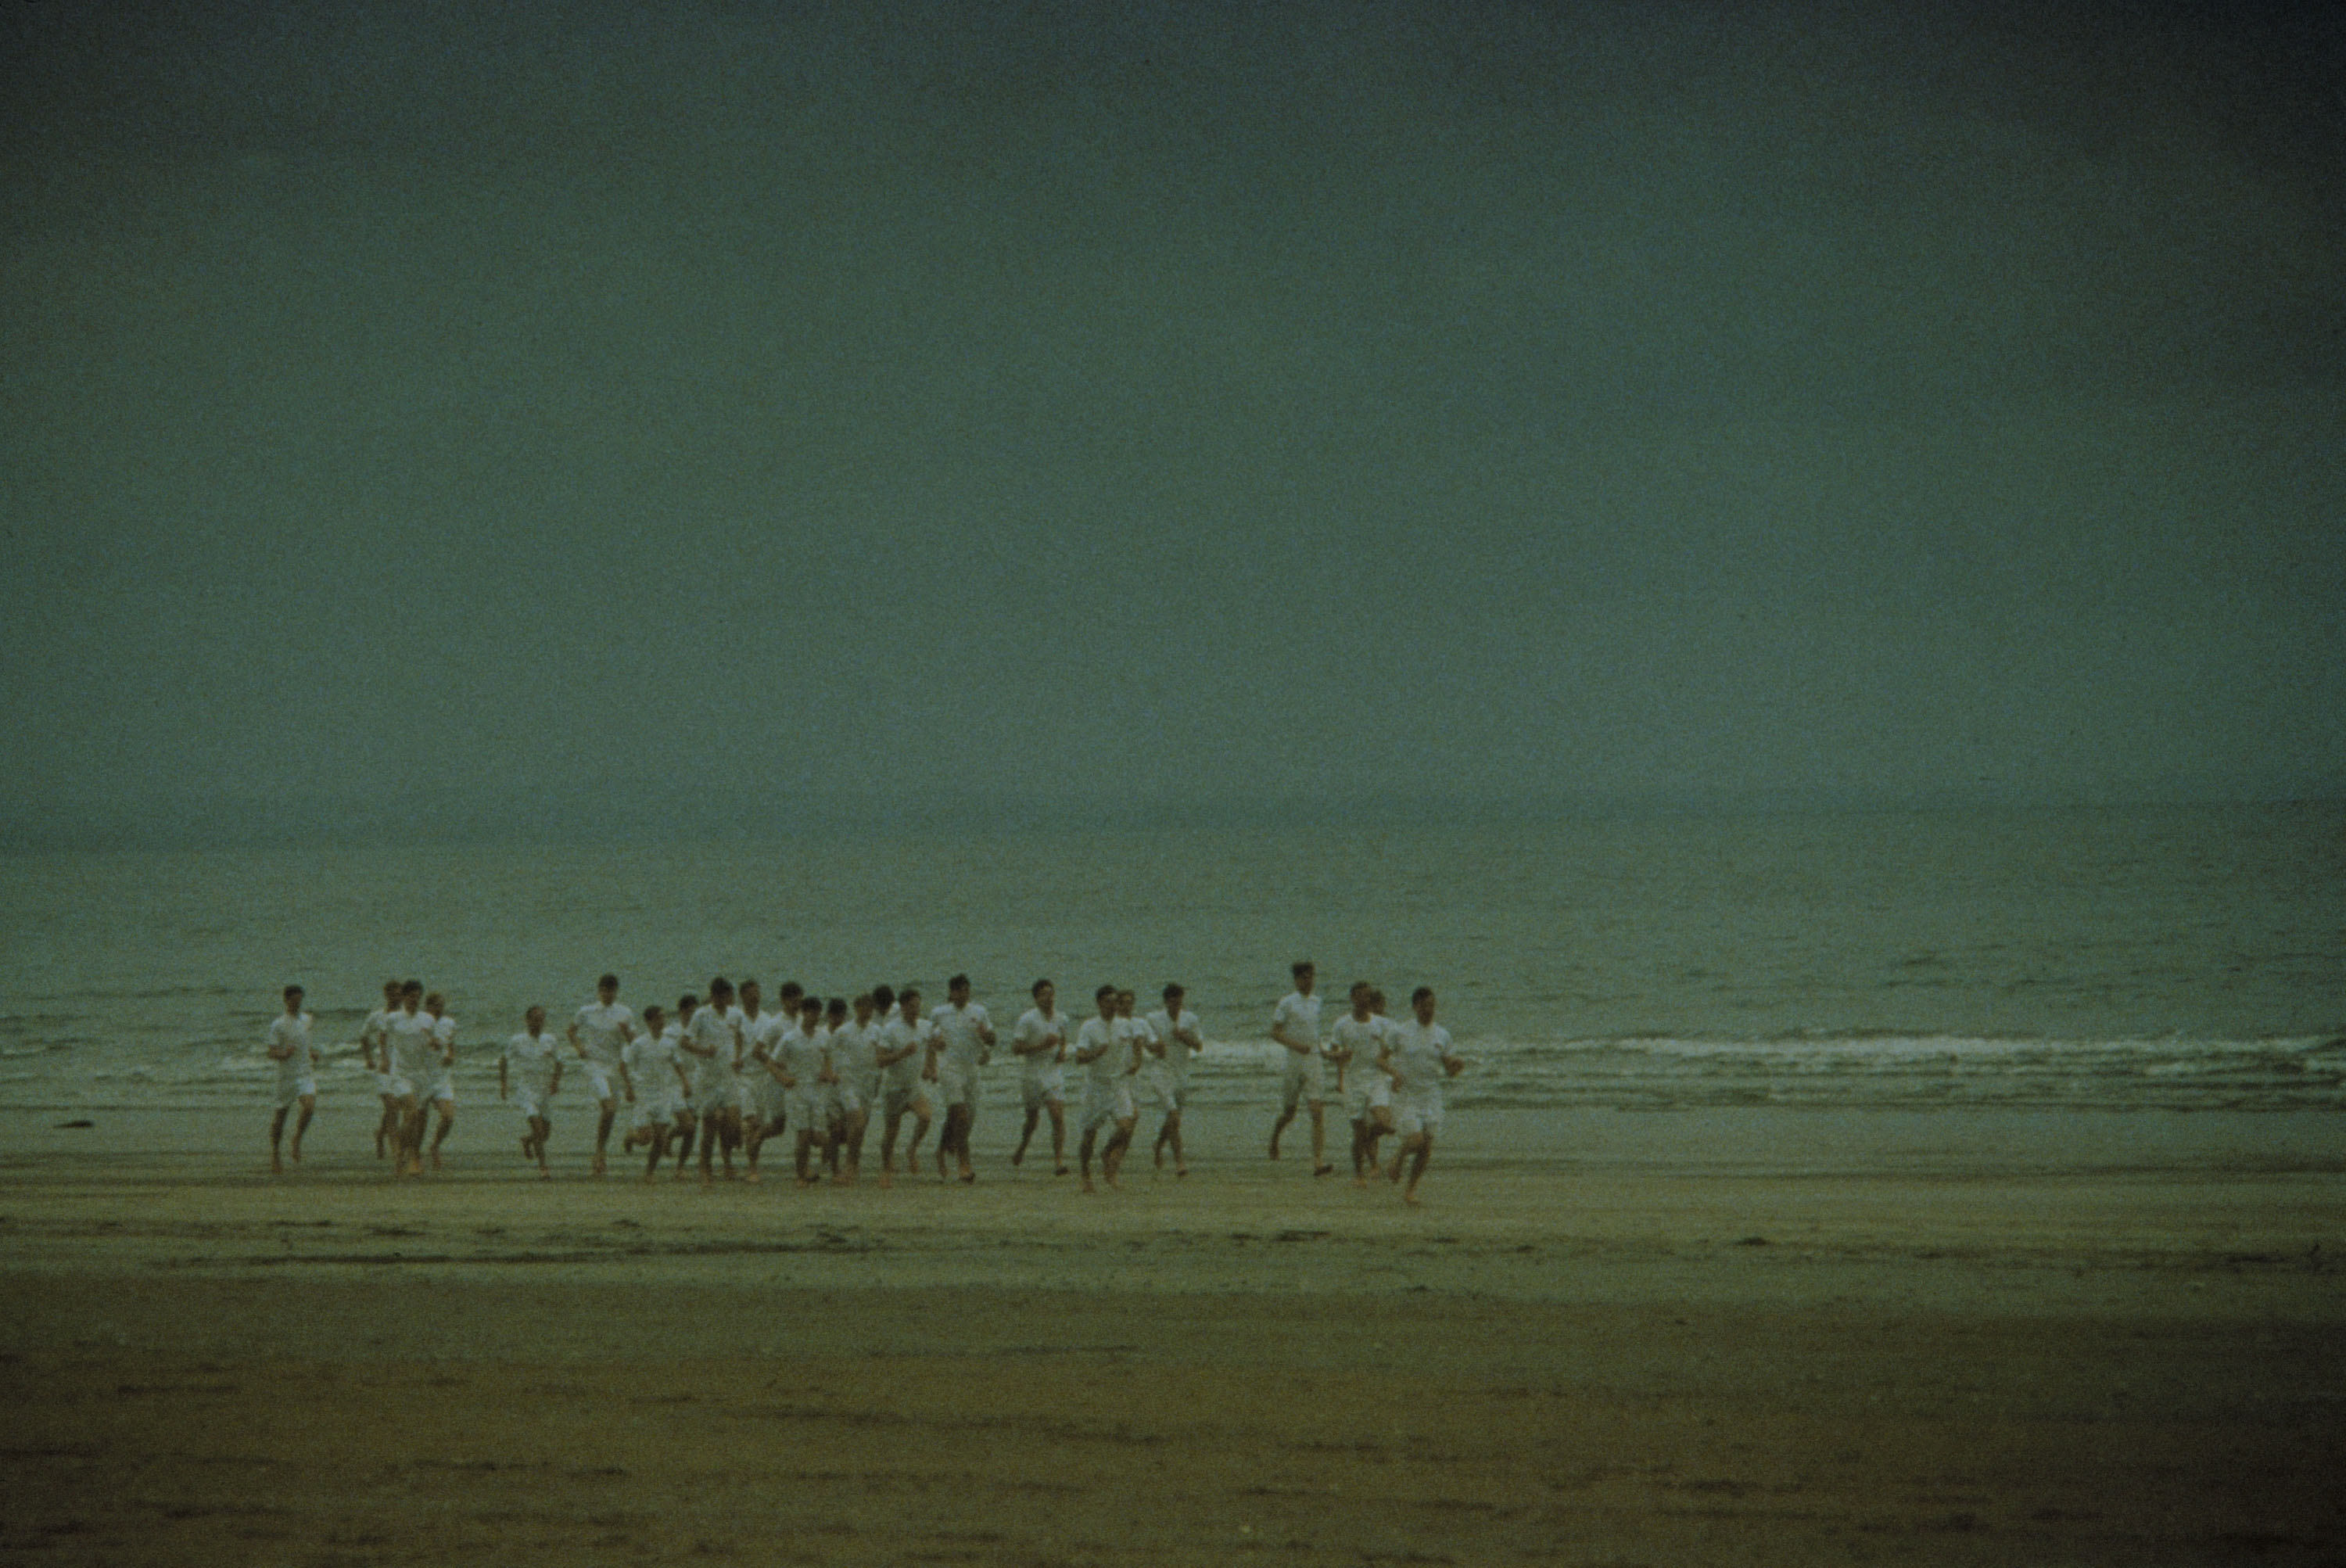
[1078,1128,1099,1193]
[841,1111,867,1182]
[906,1109,933,1175]
[1351,1119,1371,1186]
[291,1098,314,1163]
[1162,1110,1186,1176]
[375,1098,395,1159]
[644,1124,667,1182]
[1013,1105,1040,1165]
[269,1107,289,1174]
[1269,1100,1297,1158]
[429,1104,455,1170]
[594,1098,616,1175]
[742,1116,768,1182]
[1048,1103,1068,1173]
[675,1118,700,1180]
[1102,1119,1135,1188]
[532,1117,552,1177]
[1308,1103,1330,1175]
[1401,1134,1433,1204]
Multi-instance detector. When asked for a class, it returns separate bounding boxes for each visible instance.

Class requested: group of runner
[264,960,1465,1201]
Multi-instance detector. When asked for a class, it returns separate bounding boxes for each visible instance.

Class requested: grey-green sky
[4,0,2340,844]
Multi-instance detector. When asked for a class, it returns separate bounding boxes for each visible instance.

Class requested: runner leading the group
[1268,961,1332,1175]
[567,974,638,1176]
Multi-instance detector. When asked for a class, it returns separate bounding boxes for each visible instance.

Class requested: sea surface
[1,806,2340,1116]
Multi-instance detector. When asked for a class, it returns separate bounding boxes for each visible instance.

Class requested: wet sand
[1,1111,2340,1565]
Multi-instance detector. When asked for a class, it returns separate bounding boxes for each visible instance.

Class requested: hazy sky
[3,0,2340,844]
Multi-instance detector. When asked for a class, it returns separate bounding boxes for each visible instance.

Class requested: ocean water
[1,806,2339,1116]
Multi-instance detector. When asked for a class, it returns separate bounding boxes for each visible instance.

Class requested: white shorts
[783,1089,821,1131]
[513,1090,549,1122]
[629,1093,670,1131]
[935,1062,979,1111]
[1143,1066,1186,1115]
[744,1071,787,1124]
[693,1080,739,1118]
[577,1061,616,1102]
[1280,1055,1326,1111]
[424,1075,455,1107]
[1081,1082,1135,1136]
[371,1070,396,1098]
[827,1080,865,1120]
[1343,1072,1394,1123]
[387,1076,418,1103]
[1394,1091,1443,1139]
[274,1075,316,1109]
[884,1082,931,1121]
[1021,1071,1067,1112]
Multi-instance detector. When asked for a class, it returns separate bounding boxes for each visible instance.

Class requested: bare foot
[290,1142,303,1164]
[1176,1166,1189,1179]
[537,1168,552,1181]
[1010,1147,1024,1166]
[271,1154,284,1175]
[1315,1163,1335,1178]
[959,1169,975,1184]
[591,1154,607,1176]
[1055,1164,1071,1177]
[743,1170,762,1184]
[1154,1146,1164,1168]
[1402,1189,1422,1206]
[879,1171,894,1189]
[430,1151,443,1172]
[1267,1137,1282,1160]
[1353,1175,1369,1189]
[1080,1179,1096,1193]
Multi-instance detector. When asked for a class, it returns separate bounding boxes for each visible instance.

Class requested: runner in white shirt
[827,993,883,1182]
[361,978,401,1161]
[619,1003,693,1182]
[500,1006,565,1179]
[737,980,790,1180]
[1328,981,1395,1187]
[1074,985,1142,1193]
[1009,979,1071,1175]
[382,980,435,1177]
[774,996,835,1186]
[1379,986,1465,1205]
[874,987,937,1188]
[566,973,638,1177]
[1360,988,1400,1179]
[421,992,461,1172]
[1144,982,1204,1178]
[1268,960,1333,1175]
[665,1002,708,1181]
[266,985,318,1175]
[816,996,854,1178]
[929,974,995,1185]
[676,977,744,1183]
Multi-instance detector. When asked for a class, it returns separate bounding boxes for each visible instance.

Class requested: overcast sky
[3,0,2339,845]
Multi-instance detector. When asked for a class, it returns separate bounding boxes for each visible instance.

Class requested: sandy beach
[1,1109,2340,1565]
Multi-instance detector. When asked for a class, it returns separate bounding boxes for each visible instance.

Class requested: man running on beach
[266,984,317,1174]
[777,995,833,1186]
[383,980,434,1176]
[1268,961,1332,1175]
[1144,982,1203,1177]
[827,992,881,1182]
[500,1005,563,1179]
[738,980,789,1180]
[875,987,935,1188]
[566,974,637,1176]
[678,978,743,1182]
[1010,979,1071,1175]
[1380,986,1465,1205]
[421,992,460,1171]
[931,974,995,1184]
[1074,985,1140,1193]
[621,1003,691,1181]
[361,978,400,1160]
[1329,981,1394,1186]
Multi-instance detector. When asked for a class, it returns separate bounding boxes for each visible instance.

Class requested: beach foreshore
[2,1110,2339,1565]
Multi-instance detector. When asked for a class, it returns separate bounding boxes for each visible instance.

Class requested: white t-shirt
[623,1032,679,1097]
[1013,1007,1070,1081]
[744,1010,787,1067]
[931,1002,992,1074]
[1326,1014,1382,1081]
[384,1010,436,1081]
[572,1000,637,1066]
[504,1032,561,1098]
[829,1020,881,1087]
[685,1008,738,1089]
[360,1006,393,1066]
[269,1013,314,1085]
[880,1016,938,1090]
[778,1022,828,1087]
[1386,1019,1455,1096]
[1145,1008,1201,1081]
[1272,990,1322,1060]
[1075,1017,1130,1092]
